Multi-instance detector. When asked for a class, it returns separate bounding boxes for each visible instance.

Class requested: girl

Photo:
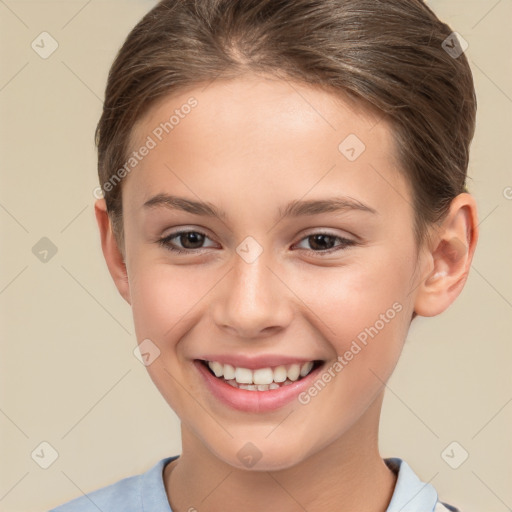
[52,1,478,510]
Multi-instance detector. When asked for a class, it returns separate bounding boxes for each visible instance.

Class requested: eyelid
[292,231,357,254]
[298,227,355,241]
[157,227,357,255]
[160,228,217,249]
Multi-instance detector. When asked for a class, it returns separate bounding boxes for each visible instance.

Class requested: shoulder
[48,456,178,512]
[49,473,142,512]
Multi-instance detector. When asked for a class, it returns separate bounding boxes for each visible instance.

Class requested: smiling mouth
[198,359,324,391]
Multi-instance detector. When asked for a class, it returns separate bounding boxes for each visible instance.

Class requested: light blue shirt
[49,456,459,512]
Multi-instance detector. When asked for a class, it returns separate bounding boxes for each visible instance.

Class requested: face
[114,74,427,470]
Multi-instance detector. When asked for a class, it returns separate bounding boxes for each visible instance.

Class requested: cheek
[128,264,210,416]
[289,261,411,434]
[291,251,413,376]
[129,264,208,345]
[300,254,411,329]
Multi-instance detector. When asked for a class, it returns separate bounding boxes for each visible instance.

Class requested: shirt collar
[147,456,438,512]
[140,455,177,511]
[384,457,438,512]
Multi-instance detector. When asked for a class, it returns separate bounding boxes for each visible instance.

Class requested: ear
[94,199,131,305]
[414,193,479,317]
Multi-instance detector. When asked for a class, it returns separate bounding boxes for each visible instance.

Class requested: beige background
[0,1,511,511]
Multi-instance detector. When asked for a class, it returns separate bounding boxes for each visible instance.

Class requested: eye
[157,229,357,256]
[157,229,216,254]
[293,232,357,255]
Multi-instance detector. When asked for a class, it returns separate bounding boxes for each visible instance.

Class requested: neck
[164,392,396,512]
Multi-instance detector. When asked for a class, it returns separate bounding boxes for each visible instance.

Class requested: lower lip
[194,359,325,413]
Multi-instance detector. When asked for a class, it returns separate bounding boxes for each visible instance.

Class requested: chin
[209,436,313,472]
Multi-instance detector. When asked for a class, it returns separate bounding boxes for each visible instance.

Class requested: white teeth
[253,368,274,385]
[229,379,293,391]
[223,364,236,380]
[234,367,253,384]
[239,384,257,391]
[206,360,317,387]
[287,364,300,381]
[273,365,287,383]
[209,361,224,378]
[300,361,314,377]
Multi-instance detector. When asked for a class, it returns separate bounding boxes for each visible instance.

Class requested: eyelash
[156,229,357,256]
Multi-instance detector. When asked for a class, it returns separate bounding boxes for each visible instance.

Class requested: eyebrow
[143,193,378,221]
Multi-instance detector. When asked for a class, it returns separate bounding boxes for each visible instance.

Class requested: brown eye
[307,234,337,251]
[175,231,206,249]
[157,230,215,254]
[294,232,356,255]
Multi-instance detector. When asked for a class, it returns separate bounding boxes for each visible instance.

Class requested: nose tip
[211,252,293,339]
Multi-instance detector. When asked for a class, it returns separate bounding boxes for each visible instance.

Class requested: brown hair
[95,0,476,254]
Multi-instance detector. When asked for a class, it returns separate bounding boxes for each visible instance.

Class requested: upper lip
[196,354,322,369]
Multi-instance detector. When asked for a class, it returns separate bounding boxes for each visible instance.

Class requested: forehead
[124,73,411,220]
[130,73,386,149]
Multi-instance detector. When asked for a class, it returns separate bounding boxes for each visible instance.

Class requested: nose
[210,246,294,339]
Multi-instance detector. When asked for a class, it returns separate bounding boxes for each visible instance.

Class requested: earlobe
[94,199,131,305]
[414,193,479,317]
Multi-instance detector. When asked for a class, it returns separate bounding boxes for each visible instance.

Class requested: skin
[95,73,478,512]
